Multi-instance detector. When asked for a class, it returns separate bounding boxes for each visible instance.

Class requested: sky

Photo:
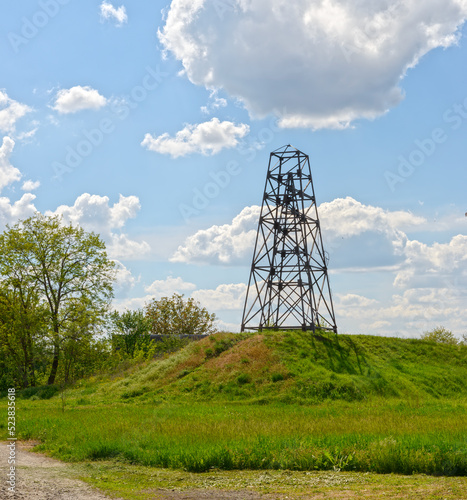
[0,0,466,338]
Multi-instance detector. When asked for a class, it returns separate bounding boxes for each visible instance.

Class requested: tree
[108,309,151,357]
[421,326,458,345]
[0,213,115,385]
[145,294,217,335]
[0,285,48,389]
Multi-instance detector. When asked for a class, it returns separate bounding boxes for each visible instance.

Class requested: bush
[271,373,284,382]
[18,385,60,400]
[237,374,251,385]
[421,327,458,345]
[145,294,217,335]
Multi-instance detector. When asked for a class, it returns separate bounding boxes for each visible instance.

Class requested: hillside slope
[92,330,467,404]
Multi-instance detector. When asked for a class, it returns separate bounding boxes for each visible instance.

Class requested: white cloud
[394,235,467,288]
[0,193,37,229]
[48,193,150,259]
[171,205,259,264]
[53,86,107,114]
[201,89,228,115]
[21,180,40,192]
[170,198,427,267]
[160,0,467,129]
[336,293,379,308]
[319,197,426,241]
[0,91,32,134]
[100,1,128,26]
[192,283,247,311]
[114,260,138,298]
[335,287,467,338]
[0,137,21,192]
[141,117,249,158]
[145,276,197,299]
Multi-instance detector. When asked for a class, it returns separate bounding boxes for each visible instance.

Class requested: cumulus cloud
[0,193,37,229]
[21,180,40,191]
[171,197,427,266]
[192,283,247,311]
[394,235,467,288]
[0,91,32,134]
[48,193,150,259]
[171,205,259,264]
[335,287,467,338]
[114,260,138,298]
[145,276,197,299]
[100,1,128,26]
[53,86,107,114]
[319,197,426,240]
[0,137,21,192]
[141,117,249,158]
[160,0,467,129]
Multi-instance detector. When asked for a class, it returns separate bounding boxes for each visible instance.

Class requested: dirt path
[0,441,120,500]
[0,442,278,500]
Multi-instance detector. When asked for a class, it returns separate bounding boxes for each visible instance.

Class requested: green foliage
[17,385,60,400]
[236,373,251,385]
[145,293,216,335]
[108,309,151,357]
[271,372,284,382]
[421,326,458,345]
[0,270,49,390]
[0,213,116,387]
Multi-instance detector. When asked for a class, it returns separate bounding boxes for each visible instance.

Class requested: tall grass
[11,399,467,475]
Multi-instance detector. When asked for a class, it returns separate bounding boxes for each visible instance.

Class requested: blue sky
[1,0,466,337]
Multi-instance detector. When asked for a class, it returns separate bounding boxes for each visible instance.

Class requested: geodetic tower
[241,145,337,333]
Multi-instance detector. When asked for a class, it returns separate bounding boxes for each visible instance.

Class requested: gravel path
[0,441,119,500]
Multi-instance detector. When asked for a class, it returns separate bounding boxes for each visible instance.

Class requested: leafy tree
[145,294,217,335]
[421,326,458,345]
[108,309,151,357]
[0,280,48,389]
[0,213,115,385]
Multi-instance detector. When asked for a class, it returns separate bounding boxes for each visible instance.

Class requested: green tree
[145,294,217,335]
[108,309,151,357]
[0,285,47,389]
[421,326,458,345]
[0,213,116,385]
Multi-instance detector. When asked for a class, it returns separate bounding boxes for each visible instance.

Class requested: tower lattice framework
[241,145,337,332]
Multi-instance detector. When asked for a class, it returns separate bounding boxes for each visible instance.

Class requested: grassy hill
[87,330,467,404]
[5,330,467,477]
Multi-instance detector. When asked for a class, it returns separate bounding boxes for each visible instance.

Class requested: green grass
[54,330,466,406]
[7,398,467,475]
[2,330,467,478]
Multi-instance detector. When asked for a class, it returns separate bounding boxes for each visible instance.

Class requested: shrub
[145,294,217,335]
[271,373,284,382]
[421,327,458,345]
[237,374,251,385]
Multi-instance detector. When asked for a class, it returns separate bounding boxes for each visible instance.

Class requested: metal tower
[241,145,337,333]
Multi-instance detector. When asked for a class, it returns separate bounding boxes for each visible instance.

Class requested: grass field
[2,331,467,497]
[9,398,467,475]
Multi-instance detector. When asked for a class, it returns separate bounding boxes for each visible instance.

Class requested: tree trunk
[47,343,60,385]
